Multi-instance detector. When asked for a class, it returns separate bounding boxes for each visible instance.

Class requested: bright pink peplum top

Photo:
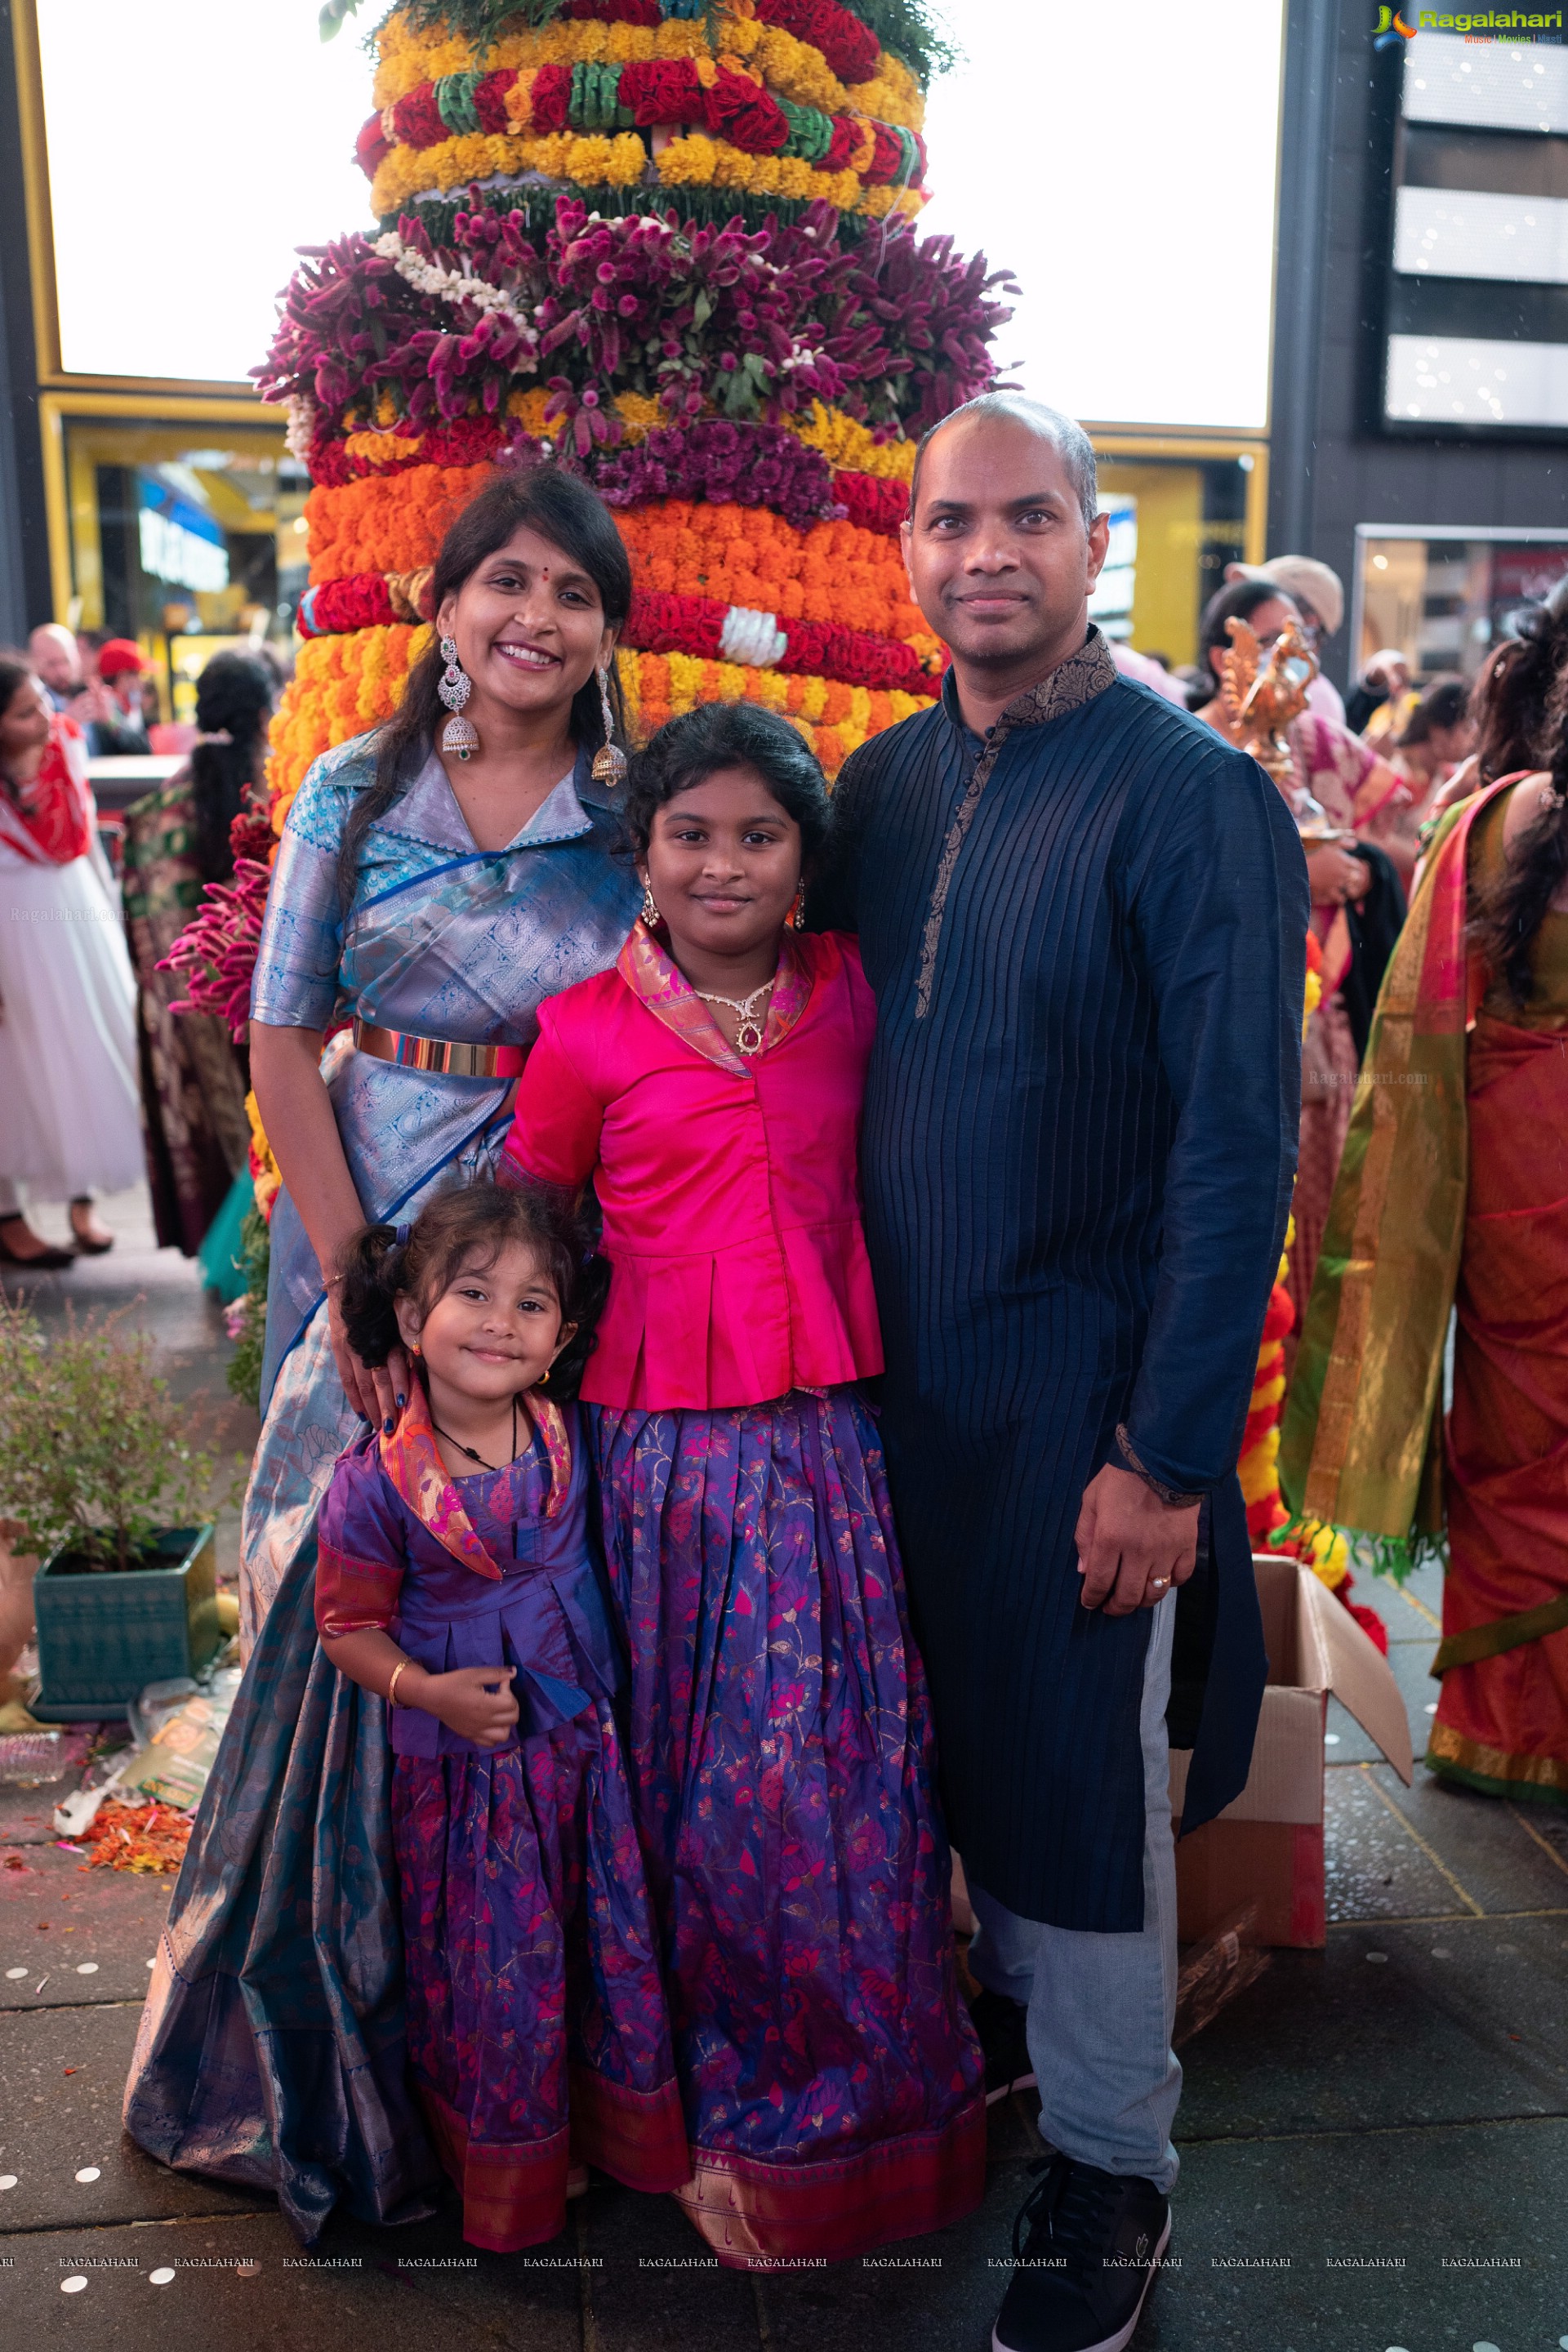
[501,920,884,1410]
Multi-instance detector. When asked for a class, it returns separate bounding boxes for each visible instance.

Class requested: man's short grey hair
[909,394,1099,533]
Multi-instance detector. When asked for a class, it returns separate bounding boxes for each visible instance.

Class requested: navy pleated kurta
[811,631,1308,1931]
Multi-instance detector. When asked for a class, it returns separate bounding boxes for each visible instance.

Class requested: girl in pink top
[502,703,982,2266]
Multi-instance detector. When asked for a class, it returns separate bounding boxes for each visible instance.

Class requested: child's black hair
[619,701,832,870]
[337,1179,609,1401]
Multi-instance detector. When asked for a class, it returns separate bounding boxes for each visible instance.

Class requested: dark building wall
[0,0,52,640]
[1268,0,1567,689]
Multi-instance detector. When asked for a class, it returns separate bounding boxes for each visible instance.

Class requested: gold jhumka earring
[592,665,626,787]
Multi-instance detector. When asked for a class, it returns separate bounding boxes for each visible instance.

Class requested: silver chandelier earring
[592,664,627,788]
[438,636,479,762]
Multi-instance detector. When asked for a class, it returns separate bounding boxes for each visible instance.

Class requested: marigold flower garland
[167,0,1004,1272]
[363,56,926,204]
[368,3,926,136]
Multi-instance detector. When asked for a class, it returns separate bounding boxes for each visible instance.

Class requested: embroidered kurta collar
[939,625,1118,750]
[379,1375,572,1579]
[916,628,1117,1022]
[617,918,813,1076]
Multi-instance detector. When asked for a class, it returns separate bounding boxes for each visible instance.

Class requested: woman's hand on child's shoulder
[427,1664,520,1748]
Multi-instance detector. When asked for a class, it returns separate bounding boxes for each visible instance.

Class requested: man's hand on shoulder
[1074,1463,1200,1616]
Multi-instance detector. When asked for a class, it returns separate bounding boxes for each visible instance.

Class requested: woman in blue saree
[124,467,648,2240]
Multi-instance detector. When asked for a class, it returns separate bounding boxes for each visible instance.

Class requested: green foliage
[0,1297,218,1570]
[323,0,956,82]
[225,1206,272,1414]
[321,0,568,51]
[853,0,960,85]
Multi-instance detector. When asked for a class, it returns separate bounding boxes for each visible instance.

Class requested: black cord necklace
[429,1392,521,1472]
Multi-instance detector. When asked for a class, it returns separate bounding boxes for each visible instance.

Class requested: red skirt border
[675,2093,988,2269]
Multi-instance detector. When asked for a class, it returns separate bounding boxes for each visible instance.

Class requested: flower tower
[256,0,1017,835]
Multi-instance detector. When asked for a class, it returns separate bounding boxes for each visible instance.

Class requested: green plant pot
[31,1526,220,1721]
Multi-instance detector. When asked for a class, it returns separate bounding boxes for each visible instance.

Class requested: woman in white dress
[0,653,143,1267]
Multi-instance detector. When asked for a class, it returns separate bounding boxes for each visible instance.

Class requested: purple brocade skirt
[122,1540,685,2256]
[393,1704,688,2248]
[589,1384,986,2266]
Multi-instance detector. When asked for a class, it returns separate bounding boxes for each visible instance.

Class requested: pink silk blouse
[501,921,884,1410]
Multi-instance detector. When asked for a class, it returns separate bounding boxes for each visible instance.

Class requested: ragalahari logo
[1377,6,1566,33]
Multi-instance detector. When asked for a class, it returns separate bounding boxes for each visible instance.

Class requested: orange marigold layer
[306,474,927,642]
[614,499,923,638]
[305,465,494,584]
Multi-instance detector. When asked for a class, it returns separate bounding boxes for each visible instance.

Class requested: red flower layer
[531,61,574,133]
[356,114,392,178]
[298,575,399,635]
[308,415,517,488]
[294,567,927,693]
[833,469,908,536]
[563,0,662,22]
[755,0,880,83]
[626,586,924,688]
[384,61,911,174]
[1259,1286,1295,1347]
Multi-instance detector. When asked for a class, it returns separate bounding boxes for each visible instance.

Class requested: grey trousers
[966,1591,1182,2194]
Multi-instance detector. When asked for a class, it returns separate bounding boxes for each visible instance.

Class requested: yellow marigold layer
[371,4,924,134]
[791,400,915,479]
[266,623,430,822]
[615,646,930,777]
[367,123,916,221]
[339,398,916,482]
[265,623,924,825]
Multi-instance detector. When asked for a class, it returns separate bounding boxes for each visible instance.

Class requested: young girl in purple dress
[315,1183,685,2247]
[501,703,983,2266]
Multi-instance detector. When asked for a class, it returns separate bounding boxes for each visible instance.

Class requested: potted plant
[0,1297,221,1718]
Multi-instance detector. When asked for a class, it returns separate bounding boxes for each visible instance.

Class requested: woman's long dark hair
[1468,582,1568,786]
[1472,648,1568,1007]
[338,464,633,901]
[189,652,274,883]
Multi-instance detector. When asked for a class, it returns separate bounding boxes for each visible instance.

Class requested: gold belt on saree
[351,1018,527,1080]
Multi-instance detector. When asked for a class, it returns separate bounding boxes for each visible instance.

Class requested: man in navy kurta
[812,396,1307,2352]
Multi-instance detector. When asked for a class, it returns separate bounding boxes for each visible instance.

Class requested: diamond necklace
[692,975,775,1056]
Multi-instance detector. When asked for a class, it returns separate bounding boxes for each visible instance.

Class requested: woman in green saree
[1281,655,1568,1807]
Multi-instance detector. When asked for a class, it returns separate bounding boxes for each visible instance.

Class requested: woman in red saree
[1281,666,1568,1806]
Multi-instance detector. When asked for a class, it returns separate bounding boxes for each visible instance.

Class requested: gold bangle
[386,1657,412,1708]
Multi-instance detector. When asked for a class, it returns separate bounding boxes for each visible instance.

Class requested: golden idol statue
[1219,614,1319,789]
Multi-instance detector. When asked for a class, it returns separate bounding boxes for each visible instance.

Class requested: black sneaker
[969,1986,1038,2105]
[992,2154,1169,2352]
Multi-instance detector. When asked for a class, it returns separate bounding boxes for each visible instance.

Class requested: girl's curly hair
[337,1178,608,1400]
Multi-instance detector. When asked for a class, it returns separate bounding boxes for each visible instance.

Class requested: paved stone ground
[3,1190,1566,2349]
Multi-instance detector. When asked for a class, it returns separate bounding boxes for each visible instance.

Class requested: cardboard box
[1169,1554,1414,1949]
